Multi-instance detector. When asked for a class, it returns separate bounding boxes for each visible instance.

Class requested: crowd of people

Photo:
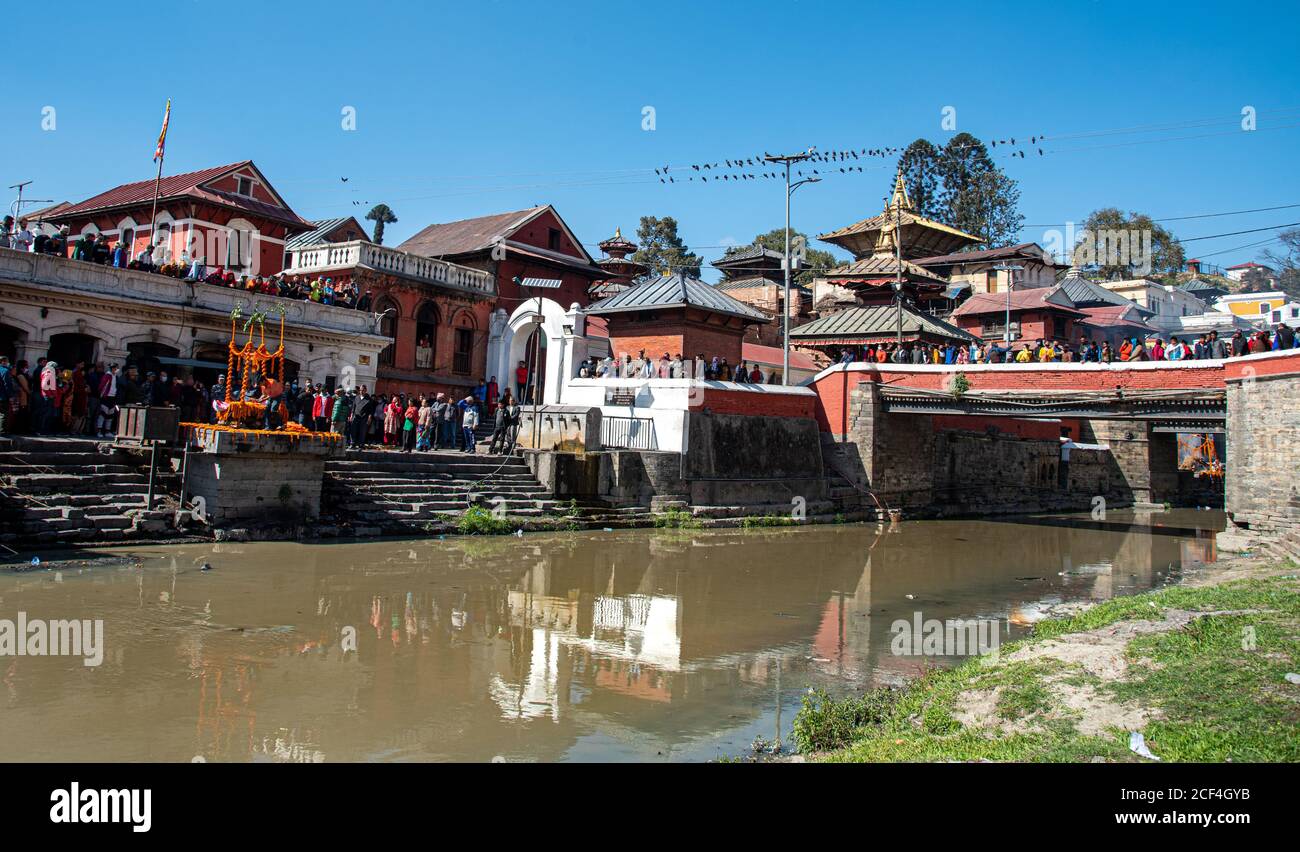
[0,354,526,455]
[575,351,779,383]
[0,357,216,438]
[2,215,374,311]
[834,326,1299,366]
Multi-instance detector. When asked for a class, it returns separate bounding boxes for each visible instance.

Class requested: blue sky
[4,0,1298,281]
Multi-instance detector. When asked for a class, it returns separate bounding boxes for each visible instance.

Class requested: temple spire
[889,170,911,212]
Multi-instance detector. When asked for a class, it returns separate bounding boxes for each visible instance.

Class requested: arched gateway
[485,297,589,406]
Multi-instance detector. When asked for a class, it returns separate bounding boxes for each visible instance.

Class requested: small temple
[792,173,978,356]
[584,272,768,366]
[590,227,649,299]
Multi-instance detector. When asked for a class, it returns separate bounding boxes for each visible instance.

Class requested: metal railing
[600,416,658,451]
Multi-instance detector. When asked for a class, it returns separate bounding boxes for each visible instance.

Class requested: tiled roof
[818,208,980,252]
[585,274,769,322]
[52,161,310,229]
[1078,305,1156,331]
[823,255,950,286]
[951,284,1085,318]
[20,201,72,222]
[914,242,1062,268]
[713,244,785,265]
[396,206,543,257]
[791,303,975,342]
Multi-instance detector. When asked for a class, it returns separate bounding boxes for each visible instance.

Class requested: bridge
[808,349,1300,532]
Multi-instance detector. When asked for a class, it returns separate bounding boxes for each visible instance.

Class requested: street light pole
[764,149,818,385]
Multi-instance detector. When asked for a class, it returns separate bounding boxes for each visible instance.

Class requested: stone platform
[183,426,343,527]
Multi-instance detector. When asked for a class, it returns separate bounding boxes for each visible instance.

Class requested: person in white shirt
[12,219,34,252]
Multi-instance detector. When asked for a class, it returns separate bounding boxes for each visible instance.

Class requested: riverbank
[795,556,1300,762]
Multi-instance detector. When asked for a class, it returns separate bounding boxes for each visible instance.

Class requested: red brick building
[284,240,497,399]
[396,205,605,313]
[49,161,310,276]
[585,273,769,366]
[949,284,1087,343]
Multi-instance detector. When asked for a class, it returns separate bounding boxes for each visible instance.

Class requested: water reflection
[0,509,1222,762]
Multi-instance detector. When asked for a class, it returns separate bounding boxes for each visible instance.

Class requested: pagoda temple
[590,227,649,299]
[792,173,978,354]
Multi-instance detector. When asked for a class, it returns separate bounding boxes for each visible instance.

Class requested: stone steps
[0,436,168,546]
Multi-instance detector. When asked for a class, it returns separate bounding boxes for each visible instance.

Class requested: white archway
[487,297,586,406]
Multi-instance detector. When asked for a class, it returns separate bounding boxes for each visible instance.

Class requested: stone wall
[1225,366,1300,536]
[827,383,1211,516]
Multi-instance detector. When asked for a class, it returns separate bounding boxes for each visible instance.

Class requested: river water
[0,510,1222,762]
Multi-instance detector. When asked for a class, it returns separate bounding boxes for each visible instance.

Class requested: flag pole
[148,154,163,257]
[148,99,171,261]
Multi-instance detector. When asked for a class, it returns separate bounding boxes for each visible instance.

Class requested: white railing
[287,240,494,295]
[0,246,380,338]
[601,416,658,450]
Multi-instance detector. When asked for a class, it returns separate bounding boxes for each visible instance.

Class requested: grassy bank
[796,560,1300,763]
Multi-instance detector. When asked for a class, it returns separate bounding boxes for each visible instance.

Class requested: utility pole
[992,262,1023,345]
[763,149,819,385]
[894,186,904,345]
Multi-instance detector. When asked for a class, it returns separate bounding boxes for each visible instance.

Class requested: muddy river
[0,510,1223,762]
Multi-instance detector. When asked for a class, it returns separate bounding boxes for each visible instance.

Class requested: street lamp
[991,263,1023,345]
[763,149,820,385]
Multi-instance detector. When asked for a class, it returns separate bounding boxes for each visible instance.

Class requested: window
[985,270,998,294]
[1273,311,1282,323]
[1291,307,1299,318]
[236,176,254,197]
[226,229,249,269]
[375,299,398,367]
[1260,303,1271,314]
[548,228,561,251]
[453,327,474,375]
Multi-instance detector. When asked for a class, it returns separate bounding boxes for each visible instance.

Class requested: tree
[1262,228,1300,300]
[953,169,1025,249]
[897,139,942,219]
[366,204,398,245]
[632,215,702,278]
[748,228,840,285]
[1076,208,1185,279]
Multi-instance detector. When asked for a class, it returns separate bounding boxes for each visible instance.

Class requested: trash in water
[514,530,523,537]
[1285,673,1300,685]
[1128,731,1161,761]
[603,528,613,532]
[30,557,40,567]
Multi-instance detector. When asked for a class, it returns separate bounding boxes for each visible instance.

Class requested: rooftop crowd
[2,216,374,311]
[836,326,1298,367]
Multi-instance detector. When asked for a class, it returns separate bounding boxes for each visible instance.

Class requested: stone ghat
[0,436,173,546]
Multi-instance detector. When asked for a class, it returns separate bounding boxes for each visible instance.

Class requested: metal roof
[285,217,366,251]
[585,274,769,322]
[791,303,975,342]
[1056,272,1136,308]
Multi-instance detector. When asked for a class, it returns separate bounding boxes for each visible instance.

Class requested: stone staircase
[321,447,661,536]
[0,436,173,547]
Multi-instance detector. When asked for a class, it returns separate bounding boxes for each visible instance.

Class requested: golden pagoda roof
[817,172,982,260]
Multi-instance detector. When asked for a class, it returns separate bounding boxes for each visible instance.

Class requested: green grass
[653,508,701,529]
[455,506,517,536]
[801,565,1300,763]
[741,514,799,528]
